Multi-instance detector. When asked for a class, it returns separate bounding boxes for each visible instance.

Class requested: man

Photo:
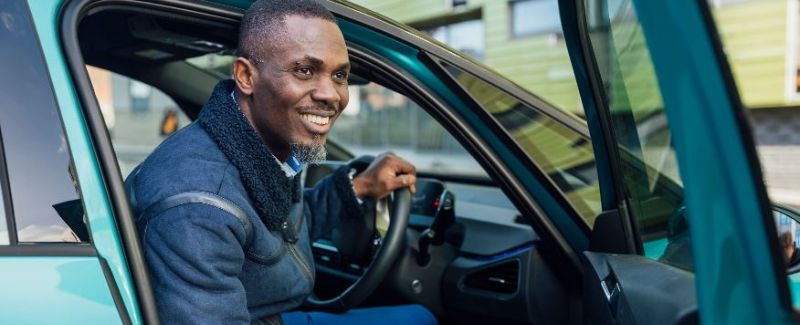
[780,231,800,266]
[125,1,435,324]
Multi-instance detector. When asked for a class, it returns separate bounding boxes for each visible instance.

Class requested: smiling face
[234,15,350,161]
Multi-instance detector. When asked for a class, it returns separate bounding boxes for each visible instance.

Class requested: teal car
[0,0,796,324]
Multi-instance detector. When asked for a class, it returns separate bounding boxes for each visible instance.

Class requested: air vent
[464,260,520,294]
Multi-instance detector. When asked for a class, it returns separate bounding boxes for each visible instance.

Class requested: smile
[301,113,330,126]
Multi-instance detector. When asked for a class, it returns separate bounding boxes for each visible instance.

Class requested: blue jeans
[281,304,437,325]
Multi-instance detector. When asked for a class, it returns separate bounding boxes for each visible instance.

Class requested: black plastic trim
[0,128,17,246]
[100,256,133,325]
[0,244,96,256]
[694,0,795,315]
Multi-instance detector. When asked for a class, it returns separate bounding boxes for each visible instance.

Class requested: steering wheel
[305,188,411,312]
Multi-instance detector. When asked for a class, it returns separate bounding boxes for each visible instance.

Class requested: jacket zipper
[287,243,314,285]
[281,219,314,286]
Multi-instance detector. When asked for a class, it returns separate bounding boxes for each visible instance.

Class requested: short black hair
[238,0,337,61]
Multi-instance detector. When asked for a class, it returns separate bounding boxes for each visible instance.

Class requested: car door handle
[600,272,621,317]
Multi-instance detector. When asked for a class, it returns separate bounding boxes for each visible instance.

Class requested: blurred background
[87,0,800,210]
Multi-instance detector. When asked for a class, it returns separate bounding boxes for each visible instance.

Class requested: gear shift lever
[417,189,455,266]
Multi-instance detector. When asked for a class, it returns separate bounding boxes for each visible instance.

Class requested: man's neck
[234,90,291,161]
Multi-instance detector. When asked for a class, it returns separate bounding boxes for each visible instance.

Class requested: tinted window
[585,0,690,269]
[0,0,87,243]
[442,64,602,226]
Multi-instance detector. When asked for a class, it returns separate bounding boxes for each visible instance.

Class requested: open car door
[561,0,795,324]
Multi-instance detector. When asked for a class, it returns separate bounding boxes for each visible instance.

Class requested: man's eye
[295,67,313,76]
[334,71,348,81]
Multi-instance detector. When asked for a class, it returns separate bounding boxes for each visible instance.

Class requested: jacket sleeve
[303,165,366,240]
[142,204,251,324]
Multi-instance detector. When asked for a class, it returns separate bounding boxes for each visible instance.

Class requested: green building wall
[350,0,796,111]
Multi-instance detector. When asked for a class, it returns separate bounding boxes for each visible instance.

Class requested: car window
[708,0,800,307]
[441,64,602,228]
[330,81,485,176]
[584,0,692,270]
[349,0,585,120]
[0,0,88,243]
[87,67,191,178]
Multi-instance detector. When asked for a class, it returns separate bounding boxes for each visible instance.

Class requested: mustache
[298,103,338,113]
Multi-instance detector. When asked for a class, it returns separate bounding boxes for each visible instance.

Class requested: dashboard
[305,162,567,324]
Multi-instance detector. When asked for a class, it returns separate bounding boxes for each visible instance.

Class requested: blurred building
[351,0,800,206]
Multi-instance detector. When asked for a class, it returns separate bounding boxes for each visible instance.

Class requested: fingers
[356,152,417,198]
[389,173,416,193]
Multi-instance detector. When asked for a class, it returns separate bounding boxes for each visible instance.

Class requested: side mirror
[773,204,800,273]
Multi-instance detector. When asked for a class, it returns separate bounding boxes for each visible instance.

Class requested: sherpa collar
[199,80,301,231]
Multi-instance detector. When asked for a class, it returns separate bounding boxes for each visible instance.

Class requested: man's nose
[311,77,341,108]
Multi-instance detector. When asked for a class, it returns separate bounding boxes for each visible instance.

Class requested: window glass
[585,0,690,269]
[424,19,485,61]
[442,64,601,226]
[0,0,88,243]
[330,82,484,177]
[87,67,191,178]
[511,0,561,37]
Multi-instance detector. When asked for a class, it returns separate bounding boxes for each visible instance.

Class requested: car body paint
[27,1,140,323]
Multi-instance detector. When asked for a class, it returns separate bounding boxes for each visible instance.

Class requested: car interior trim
[459,242,535,262]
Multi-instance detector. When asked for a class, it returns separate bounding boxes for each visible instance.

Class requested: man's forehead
[268,15,348,64]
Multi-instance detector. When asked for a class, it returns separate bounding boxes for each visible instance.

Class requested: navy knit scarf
[198,80,301,231]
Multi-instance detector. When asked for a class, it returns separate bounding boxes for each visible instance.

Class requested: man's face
[247,15,350,160]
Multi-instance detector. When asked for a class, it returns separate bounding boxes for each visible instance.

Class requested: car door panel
[561,0,794,323]
[0,256,125,323]
[582,252,696,325]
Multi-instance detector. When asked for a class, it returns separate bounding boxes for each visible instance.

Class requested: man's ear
[233,57,257,96]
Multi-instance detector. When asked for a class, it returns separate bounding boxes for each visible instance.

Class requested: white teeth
[302,114,329,125]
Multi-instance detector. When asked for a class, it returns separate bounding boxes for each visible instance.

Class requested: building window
[511,0,562,38]
[424,19,485,61]
[448,0,468,9]
[710,0,763,7]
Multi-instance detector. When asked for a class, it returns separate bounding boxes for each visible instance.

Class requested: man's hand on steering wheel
[352,152,417,199]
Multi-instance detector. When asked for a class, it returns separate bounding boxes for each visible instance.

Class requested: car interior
[75,3,584,325]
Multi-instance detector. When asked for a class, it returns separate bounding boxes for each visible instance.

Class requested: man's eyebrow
[293,56,350,70]
[336,62,351,71]
[293,55,323,67]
